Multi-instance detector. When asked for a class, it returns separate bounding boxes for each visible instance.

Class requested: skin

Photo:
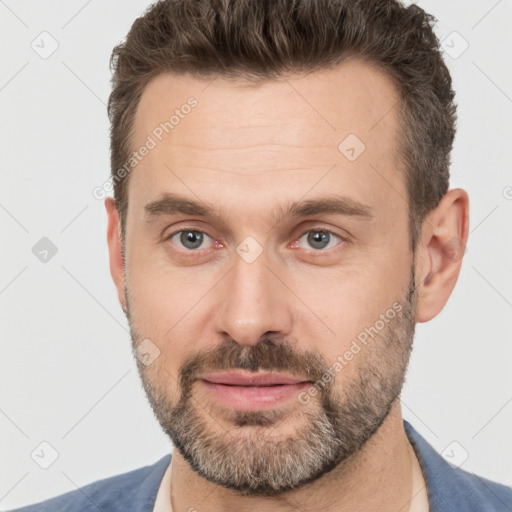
[105,58,469,512]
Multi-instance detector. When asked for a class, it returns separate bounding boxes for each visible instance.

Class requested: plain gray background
[1,0,511,508]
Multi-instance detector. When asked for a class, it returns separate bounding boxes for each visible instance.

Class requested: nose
[212,247,293,347]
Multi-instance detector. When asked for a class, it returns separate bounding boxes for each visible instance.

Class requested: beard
[124,263,418,497]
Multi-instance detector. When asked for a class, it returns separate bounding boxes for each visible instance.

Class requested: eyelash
[163,226,346,256]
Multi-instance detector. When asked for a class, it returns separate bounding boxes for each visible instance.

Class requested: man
[10,0,512,511]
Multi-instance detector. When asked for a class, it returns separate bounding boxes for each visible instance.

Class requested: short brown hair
[107,0,457,253]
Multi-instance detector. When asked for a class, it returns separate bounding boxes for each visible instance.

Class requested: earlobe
[105,197,127,313]
[415,188,470,323]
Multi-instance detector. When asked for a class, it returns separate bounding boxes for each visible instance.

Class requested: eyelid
[165,226,209,238]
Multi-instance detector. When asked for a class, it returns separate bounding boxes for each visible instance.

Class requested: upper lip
[199,371,311,386]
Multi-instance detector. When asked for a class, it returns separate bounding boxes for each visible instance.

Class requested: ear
[414,188,470,323]
[105,197,127,315]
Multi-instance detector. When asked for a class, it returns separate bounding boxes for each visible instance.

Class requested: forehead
[128,58,404,222]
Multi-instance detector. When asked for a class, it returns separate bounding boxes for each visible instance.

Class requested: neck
[169,400,415,512]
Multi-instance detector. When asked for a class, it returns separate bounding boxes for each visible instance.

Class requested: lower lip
[199,379,312,410]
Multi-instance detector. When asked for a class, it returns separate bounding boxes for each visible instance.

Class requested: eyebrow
[143,192,375,223]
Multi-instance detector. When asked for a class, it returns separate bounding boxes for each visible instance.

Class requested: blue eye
[297,229,343,251]
[168,229,214,251]
[165,227,344,255]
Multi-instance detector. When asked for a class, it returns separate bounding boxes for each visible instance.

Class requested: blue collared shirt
[7,420,512,511]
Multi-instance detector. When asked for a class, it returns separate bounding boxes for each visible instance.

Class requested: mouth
[199,371,311,386]
[198,371,313,410]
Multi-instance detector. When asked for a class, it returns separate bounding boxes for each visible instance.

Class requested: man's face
[120,60,419,496]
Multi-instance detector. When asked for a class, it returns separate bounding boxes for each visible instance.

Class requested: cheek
[291,265,389,328]
[127,244,199,326]
[127,255,212,373]
[289,262,405,376]
[139,354,182,405]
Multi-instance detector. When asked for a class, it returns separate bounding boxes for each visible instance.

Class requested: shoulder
[448,465,512,508]
[404,420,512,511]
[6,454,171,512]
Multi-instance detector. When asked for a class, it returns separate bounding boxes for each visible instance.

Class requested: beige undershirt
[152,453,173,512]
[153,442,430,512]
[408,438,431,512]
